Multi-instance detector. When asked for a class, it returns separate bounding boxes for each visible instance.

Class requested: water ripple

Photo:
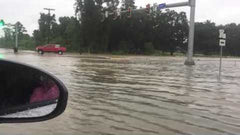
[1,50,240,135]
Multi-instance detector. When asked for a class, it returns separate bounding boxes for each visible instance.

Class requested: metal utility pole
[184,0,196,65]
[219,46,223,76]
[44,8,55,44]
[219,29,226,77]
[5,23,19,53]
[152,0,197,66]
[14,23,18,53]
[149,0,197,66]
[104,0,197,65]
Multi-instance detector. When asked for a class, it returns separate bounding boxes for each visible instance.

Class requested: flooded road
[1,49,240,135]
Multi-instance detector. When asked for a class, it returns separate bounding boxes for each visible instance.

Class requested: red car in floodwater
[36,44,67,55]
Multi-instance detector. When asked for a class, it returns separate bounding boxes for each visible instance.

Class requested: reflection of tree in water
[175,66,195,106]
[184,66,195,91]
[80,58,129,84]
[91,68,117,84]
[68,58,131,126]
[70,58,130,102]
[184,66,226,114]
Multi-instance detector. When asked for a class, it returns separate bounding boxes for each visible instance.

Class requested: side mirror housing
[0,59,68,123]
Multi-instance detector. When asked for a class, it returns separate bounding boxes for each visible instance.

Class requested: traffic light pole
[159,0,196,65]
[160,0,196,65]
[5,23,18,53]
[165,2,189,8]
[219,46,223,77]
[14,24,18,53]
[104,0,196,65]
[184,0,196,65]
[5,23,19,53]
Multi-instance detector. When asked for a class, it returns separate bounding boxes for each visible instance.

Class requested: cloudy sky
[0,0,239,35]
[137,0,240,24]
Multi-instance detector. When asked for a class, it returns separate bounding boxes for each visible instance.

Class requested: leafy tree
[36,13,57,44]
[194,20,218,55]
[223,23,240,56]
[3,27,13,41]
[153,10,188,55]
[75,0,101,53]
[53,17,82,51]
[30,1,240,56]
[0,22,34,50]
[0,27,14,48]
[121,0,136,10]
[12,22,28,40]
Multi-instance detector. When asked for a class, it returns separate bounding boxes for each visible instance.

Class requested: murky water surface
[1,49,240,135]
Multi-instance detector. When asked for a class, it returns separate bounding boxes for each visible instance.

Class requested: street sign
[219,29,224,34]
[219,39,226,47]
[219,29,226,46]
[153,3,158,12]
[219,29,226,39]
[158,3,167,9]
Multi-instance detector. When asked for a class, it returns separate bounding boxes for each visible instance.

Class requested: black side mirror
[0,59,68,123]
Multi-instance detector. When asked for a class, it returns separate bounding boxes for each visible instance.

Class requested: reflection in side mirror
[0,76,59,118]
[0,60,68,123]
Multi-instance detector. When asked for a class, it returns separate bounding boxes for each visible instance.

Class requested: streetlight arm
[165,2,189,8]
[107,1,190,14]
[44,8,55,11]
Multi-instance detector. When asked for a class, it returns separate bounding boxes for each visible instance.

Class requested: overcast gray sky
[137,0,240,24]
[0,0,239,35]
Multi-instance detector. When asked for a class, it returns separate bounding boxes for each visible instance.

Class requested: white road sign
[153,3,158,12]
[219,29,226,39]
[219,39,226,47]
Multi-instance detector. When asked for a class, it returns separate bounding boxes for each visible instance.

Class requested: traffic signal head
[0,20,5,27]
[146,4,151,14]
[127,8,132,18]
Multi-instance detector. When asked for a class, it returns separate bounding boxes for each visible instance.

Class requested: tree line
[0,22,34,50]
[0,0,240,56]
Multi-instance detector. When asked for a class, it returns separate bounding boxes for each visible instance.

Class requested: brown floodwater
[1,49,240,135]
